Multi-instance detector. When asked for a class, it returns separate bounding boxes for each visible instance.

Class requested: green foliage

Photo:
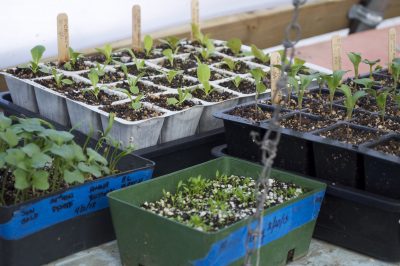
[159,36,184,51]
[127,74,144,95]
[296,75,314,110]
[362,58,380,79]
[50,68,73,88]
[84,70,104,99]
[250,68,267,109]
[353,78,374,90]
[390,58,400,92]
[143,35,154,56]
[347,52,362,78]
[324,70,347,112]
[198,40,215,61]
[196,63,213,96]
[376,90,389,121]
[339,84,366,120]
[221,57,237,71]
[232,76,242,88]
[164,69,182,84]
[95,44,113,65]
[129,94,143,110]
[162,48,175,66]
[226,38,242,56]
[167,88,192,106]
[191,23,211,47]
[19,45,46,74]
[251,44,270,64]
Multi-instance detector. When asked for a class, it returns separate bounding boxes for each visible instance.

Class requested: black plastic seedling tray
[211,144,400,262]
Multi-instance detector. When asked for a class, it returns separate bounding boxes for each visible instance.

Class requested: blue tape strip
[0,168,153,240]
[192,190,325,266]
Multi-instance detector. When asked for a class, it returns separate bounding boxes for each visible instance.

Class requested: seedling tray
[211,144,400,262]
[108,157,326,266]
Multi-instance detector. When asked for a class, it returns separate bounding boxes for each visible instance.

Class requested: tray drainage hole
[286,249,295,263]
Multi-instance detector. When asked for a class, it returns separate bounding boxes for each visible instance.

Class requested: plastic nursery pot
[360,133,400,199]
[311,122,386,188]
[0,151,155,266]
[108,157,326,266]
[0,71,41,113]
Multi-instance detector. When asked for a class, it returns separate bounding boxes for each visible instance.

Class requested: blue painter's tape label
[192,190,325,266]
[0,168,153,240]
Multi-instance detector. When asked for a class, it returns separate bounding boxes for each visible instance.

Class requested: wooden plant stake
[331,35,342,71]
[191,0,199,40]
[270,52,281,104]
[388,28,396,74]
[132,5,141,51]
[57,13,69,63]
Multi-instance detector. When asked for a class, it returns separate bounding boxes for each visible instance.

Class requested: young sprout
[363,59,380,79]
[221,58,238,72]
[250,68,267,113]
[250,44,270,64]
[129,94,143,110]
[162,49,175,67]
[376,89,390,121]
[196,63,213,96]
[19,45,46,74]
[143,35,154,57]
[126,73,144,95]
[198,40,215,61]
[164,70,182,85]
[339,84,367,120]
[159,36,185,51]
[347,52,362,78]
[63,47,83,71]
[390,58,400,93]
[296,75,313,111]
[167,88,192,106]
[353,78,374,90]
[95,44,113,65]
[191,23,211,47]
[85,70,102,99]
[232,76,242,88]
[92,63,106,77]
[324,70,347,112]
[313,72,329,96]
[226,38,242,56]
[51,68,73,88]
[289,58,307,77]
[287,76,299,102]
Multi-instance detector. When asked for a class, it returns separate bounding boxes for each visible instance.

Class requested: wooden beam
[43,0,400,62]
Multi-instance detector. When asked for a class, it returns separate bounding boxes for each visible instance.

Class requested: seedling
[232,76,242,88]
[95,44,113,65]
[251,44,270,64]
[84,70,103,99]
[129,94,143,110]
[348,52,362,78]
[126,74,144,95]
[221,58,238,72]
[198,40,215,61]
[164,69,182,85]
[143,35,154,57]
[390,58,400,92]
[250,68,267,112]
[167,88,192,106]
[196,63,213,96]
[159,36,185,51]
[362,59,380,79]
[63,47,84,70]
[324,70,347,112]
[191,23,211,47]
[313,72,329,96]
[92,63,106,77]
[353,78,374,90]
[162,49,175,66]
[51,68,74,88]
[339,84,367,120]
[376,89,390,121]
[296,75,314,111]
[226,38,242,56]
[19,45,46,74]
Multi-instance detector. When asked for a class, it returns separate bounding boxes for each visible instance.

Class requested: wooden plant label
[57,13,69,63]
[388,28,396,74]
[132,5,141,51]
[331,35,342,71]
[270,52,281,104]
[191,0,199,40]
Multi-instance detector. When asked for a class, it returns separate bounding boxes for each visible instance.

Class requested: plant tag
[191,0,199,40]
[388,28,397,74]
[57,13,69,63]
[132,5,141,51]
[331,35,342,71]
[270,52,281,104]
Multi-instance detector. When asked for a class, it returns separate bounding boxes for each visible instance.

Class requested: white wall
[0,0,311,68]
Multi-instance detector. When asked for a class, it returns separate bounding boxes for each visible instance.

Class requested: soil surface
[155,44,194,54]
[219,79,256,94]
[216,61,250,74]
[149,75,198,88]
[124,65,161,77]
[337,96,380,113]
[159,58,197,71]
[188,53,224,64]
[48,58,91,72]
[373,138,400,157]
[280,113,335,132]
[264,96,313,111]
[304,89,344,103]
[145,94,197,111]
[218,48,246,57]
[317,124,383,145]
[101,103,163,121]
[81,71,125,84]
[191,89,234,102]
[113,49,163,60]
[184,68,231,81]
[351,113,400,132]
[66,90,122,106]
[115,81,163,95]
[4,68,49,79]
[34,78,90,92]
[305,101,347,121]
[85,54,117,65]
[228,104,283,122]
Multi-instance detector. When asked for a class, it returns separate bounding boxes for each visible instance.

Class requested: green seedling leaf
[0,128,19,147]
[95,44,113,65]
[64,169,85,184]
[233,76,242,88]
[339,84,367,119]
[377,90,389,120]
[50,143,75,160]
[14,169,29,190]
[196,63,213,95]
[144,35,153,56]
[159,36,184,50]
[31,152,52,168]
[41,129,74,144]
[87,148,108,165]
[222,58,236,71]
[167,97,179,106]
[162,49,174,66]
[226,38,242,55]
[165,70,182,84]
[32,170,49,190]
[353,78,374,89]
[78,162,102,177]
[347,52,362,78]
[5,149,26,166]
[68,47,83,66]
[251,44,269,64]
[363,58,380,79]
[22,143,40,157]
[0,114,12,130]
